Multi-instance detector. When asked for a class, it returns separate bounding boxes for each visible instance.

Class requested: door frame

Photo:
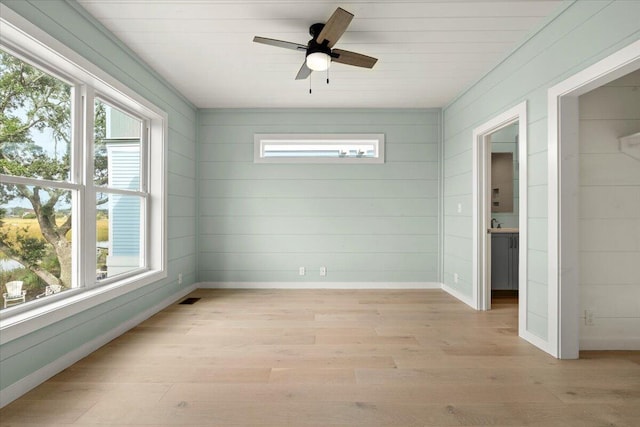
[547,40,640,359]
[472,102,528,332]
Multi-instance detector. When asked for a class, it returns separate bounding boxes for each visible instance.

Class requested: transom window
[0,17,166,318]
[254,134,385,164]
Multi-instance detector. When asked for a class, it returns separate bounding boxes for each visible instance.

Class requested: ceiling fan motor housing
[307,24,332,57]
[307,39,331,57]
[309,23,325,38]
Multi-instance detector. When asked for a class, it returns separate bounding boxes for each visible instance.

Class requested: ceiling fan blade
[253,36,307,51]
[295,62,313,80]
[332,49,378,69]
[316,7,353,48]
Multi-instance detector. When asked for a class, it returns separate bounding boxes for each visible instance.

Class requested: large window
[1,51,76,307]
[0,16,166,321]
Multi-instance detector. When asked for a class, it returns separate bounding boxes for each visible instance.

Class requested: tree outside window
[0,50,111,307]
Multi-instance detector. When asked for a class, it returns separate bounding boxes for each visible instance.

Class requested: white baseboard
[441,283,475,308]
[198,281,442,290]
[580,338,640,351]
[0,284,197,409]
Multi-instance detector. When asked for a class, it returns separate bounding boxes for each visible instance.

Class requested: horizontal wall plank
[199,109,441,127]
[201,179,438,199]
[168,174,196,197]
[579,154,640,186]
[581,285,640,318]
[580,252,640,286]
[200,270,437,283]
[579,186,640,219]
[200,162,438,181]
[199,216,437,236]
[199,124,440,145]
[168,235,197,259]
[168,129,197,160]
[199,197,438,218]
[198,252,437,272]
[579,219,640,252]
[199,234,438,254]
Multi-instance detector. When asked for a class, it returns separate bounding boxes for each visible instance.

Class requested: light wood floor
[1,289,639,426]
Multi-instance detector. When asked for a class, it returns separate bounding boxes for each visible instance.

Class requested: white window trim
[254,133,385,164]
[0,5,167,344]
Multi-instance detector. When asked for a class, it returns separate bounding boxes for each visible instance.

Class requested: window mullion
[140,123,150,269]
[71,85,83,290]
[97,187,147,197]
[140,122,149,193]
[0,174,81,191]
[81,86,97,289]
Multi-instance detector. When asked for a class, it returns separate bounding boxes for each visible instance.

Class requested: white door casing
[548,40,640,359]
[472,102,529,341]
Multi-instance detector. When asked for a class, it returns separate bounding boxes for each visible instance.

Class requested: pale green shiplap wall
[443,0,640,342]
[198,109,440,284]
[0,0,197,392]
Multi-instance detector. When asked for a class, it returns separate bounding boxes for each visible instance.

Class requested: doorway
[472,102,528,337]
[489,123,520,305]
[548,40,640,358]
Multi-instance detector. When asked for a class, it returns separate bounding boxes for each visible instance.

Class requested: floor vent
[179,297,201,305]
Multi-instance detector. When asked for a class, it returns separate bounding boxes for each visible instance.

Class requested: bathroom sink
[489,227,519,233]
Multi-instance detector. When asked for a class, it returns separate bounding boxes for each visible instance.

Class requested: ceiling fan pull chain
[309,76,312,94]
[327,56,330,84]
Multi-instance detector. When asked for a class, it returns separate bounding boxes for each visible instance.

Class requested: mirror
[491,152,513,212]
[489,123,519,214]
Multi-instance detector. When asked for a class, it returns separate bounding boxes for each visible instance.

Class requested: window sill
[0,269,167,345]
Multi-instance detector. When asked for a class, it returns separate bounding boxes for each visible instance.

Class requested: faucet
[491,218,501,229]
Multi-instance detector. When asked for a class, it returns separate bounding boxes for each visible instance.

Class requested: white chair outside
[36,284,63,299]
[3,280,26,308]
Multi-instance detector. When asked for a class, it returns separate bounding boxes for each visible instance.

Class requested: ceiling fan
[253,7,378,80]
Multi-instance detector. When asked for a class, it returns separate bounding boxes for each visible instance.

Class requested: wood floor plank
[269,368,356,384]
[1,289,638,426]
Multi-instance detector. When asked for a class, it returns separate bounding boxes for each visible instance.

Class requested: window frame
[254,133,385,164]
[92,94,149,285]
[0,7,167,343]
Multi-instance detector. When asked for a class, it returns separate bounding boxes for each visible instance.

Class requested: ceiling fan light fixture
[306,52,331,71]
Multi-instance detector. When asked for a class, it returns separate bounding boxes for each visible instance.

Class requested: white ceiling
[77,0,562,109]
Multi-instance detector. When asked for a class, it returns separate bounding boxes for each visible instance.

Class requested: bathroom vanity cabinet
[491,231,519,290]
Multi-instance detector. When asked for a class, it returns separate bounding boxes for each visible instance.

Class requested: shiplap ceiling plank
[77,0,563,108]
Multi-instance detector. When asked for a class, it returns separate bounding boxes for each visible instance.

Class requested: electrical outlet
[585,309,594,326]
[457,203,462,213]
[178,273,183,285]
[299,267,306,276]
[320,266,327,277]
[454,273,459,284]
